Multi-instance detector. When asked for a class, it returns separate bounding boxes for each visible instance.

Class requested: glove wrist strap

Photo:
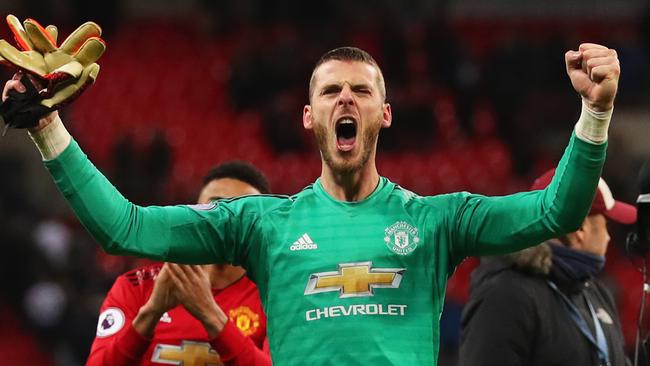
[28,114,71,160]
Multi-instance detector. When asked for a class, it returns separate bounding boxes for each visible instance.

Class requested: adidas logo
[290,233,318,251]
[160,312,172,323]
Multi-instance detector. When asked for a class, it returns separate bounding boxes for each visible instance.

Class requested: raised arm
[2,82,263,268]
[0,13,269,266]
[38,120,255,264]
[450,43,619,260]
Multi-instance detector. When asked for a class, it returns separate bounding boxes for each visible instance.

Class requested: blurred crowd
[2,0,650,365]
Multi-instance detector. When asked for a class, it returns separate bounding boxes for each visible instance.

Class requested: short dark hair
[314,47,380,70]
[202,161,270,194]
[309,46,386,101]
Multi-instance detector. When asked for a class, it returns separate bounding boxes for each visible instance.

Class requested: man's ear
[303,105,313,130]
[382,103,392,128]
[576,226,585,242]
[567,223,587,249]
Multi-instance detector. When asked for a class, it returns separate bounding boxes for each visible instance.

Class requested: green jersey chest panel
[257,178,454,364]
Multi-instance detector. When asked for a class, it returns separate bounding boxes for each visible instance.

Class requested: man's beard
[313,118,381,174]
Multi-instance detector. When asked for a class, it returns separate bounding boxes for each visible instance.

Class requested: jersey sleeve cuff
[116,323,151,359]
[209,320,249,361]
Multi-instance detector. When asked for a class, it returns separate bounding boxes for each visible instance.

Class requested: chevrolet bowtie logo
[152,341,220,365]
[304,262,405,298]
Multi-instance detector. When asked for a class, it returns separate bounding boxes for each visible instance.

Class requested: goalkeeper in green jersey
[1,14,621,365]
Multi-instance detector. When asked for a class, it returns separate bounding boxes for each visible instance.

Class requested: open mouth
[335,117,358,152]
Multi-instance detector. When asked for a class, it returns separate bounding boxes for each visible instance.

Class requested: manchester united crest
[384,221,420,255]
[229,306,260,336]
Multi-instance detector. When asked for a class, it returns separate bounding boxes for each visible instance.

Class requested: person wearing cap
[458,169,636,366]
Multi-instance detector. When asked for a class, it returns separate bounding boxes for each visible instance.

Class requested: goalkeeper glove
[0,15,105,130]
[0,14,105,88]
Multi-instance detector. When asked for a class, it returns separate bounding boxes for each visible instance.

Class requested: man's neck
[320,162,380,202]
[207,264,246,290]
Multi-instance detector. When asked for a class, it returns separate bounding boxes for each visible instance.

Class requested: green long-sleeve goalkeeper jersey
[45,132,605,365]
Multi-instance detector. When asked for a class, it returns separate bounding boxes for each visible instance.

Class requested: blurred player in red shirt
[86,161,272,366]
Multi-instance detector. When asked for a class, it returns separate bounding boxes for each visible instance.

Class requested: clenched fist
[566,43,620,112]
